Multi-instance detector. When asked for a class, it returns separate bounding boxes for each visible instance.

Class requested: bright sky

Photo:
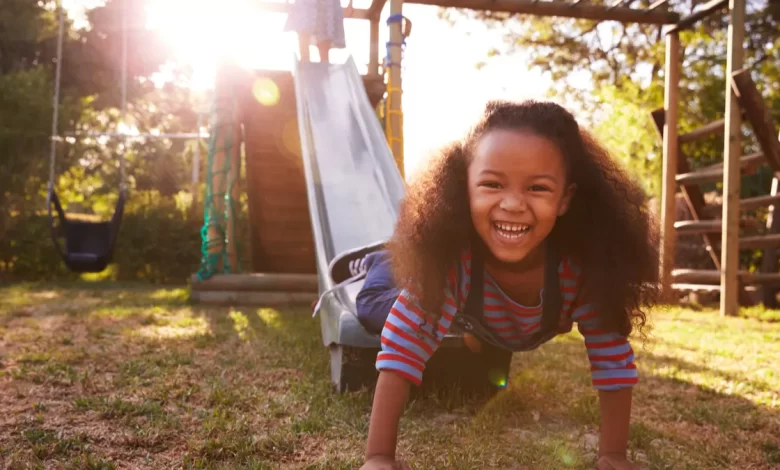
[63,0,552,178]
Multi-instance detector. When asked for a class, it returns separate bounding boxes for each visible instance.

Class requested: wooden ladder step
[679,118,725,144]
[672,283,758,292]
[676,152,764,185]
[708,234,780,251]
[674,220,722,234]
[675,218,759,234]
[678,109,748,145]
[673,269,780,285]
[702,193,780,217]
[739,234,780,250]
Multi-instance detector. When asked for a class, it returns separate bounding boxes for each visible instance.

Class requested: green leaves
[446,0,779,202]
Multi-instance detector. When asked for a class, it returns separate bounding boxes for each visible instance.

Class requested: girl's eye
[479,181,502,189]
[530,184,552,192]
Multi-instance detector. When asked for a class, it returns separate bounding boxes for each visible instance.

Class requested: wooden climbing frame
[657,0,780,314]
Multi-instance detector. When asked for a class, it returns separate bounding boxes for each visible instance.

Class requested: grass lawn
[0,283,778,469]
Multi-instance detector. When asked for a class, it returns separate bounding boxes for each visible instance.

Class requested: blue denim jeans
[355,251,401,335]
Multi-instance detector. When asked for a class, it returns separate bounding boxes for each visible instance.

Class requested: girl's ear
[558,183,577,216]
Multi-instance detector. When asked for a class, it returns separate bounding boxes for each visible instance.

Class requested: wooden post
[720,0,745,316]
[760,176,779,308]
[369,19,380,77]
[387,0,405,177]
[660,32,680,300]
[190,114,203,221]
[226,108,242,272]
[731,69,780,172]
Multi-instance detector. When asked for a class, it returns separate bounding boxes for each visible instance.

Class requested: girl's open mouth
[493,222,531,241]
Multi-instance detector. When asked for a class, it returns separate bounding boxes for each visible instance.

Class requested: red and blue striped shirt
[375,251,638,391]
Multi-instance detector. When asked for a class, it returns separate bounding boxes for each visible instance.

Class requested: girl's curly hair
[387,100,660,336]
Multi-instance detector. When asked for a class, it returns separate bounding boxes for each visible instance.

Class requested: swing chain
[50,0,128,197]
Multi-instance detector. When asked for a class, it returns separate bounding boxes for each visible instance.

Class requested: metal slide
[292,59,508,394]
[292,56,405,386]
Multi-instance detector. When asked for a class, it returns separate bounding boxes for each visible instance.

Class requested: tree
[0,0,179,233]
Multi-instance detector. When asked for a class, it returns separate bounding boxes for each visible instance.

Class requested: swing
[46,2,129,274]
[47,189,127,273]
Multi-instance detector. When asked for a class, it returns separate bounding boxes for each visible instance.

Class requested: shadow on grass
[175,305,780,468]
[90,293,780,468]
[2,282,778,469]
[495,338,780,469]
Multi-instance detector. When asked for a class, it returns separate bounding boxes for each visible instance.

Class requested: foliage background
[0,0,224,283]
[1,0,778,281]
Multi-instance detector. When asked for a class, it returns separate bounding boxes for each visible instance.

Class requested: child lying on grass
[358,100,660,470]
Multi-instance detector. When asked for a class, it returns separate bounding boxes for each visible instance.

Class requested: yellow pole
[386,0,404,178]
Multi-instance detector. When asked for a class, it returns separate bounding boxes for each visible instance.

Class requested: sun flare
[144,0,299,89]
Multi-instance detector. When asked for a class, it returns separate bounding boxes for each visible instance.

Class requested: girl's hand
[597,454,640,470]
[360,456,409,470]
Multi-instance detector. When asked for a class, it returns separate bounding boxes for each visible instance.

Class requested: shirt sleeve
[571,295,639,391]
[375,267,461,386]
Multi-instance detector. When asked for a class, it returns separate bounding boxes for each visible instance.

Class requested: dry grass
[0,282,778,469]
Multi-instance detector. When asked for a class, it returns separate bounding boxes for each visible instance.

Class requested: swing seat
[48,189,126,273]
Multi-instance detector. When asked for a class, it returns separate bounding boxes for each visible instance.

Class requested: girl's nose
[499,192,526,212]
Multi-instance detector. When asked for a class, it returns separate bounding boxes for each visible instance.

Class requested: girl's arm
[598,387,633,458]
[365,371,411,460]
[571,299,637,461]
[364,262,464,463]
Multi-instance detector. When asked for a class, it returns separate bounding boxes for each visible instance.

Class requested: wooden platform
[238,70,386,275]
[190,273,319,306]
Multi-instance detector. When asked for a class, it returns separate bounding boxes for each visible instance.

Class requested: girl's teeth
[495,223,528,232]
[494,223,530,240]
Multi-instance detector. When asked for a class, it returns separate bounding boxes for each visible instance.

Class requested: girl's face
[467,129,575,265]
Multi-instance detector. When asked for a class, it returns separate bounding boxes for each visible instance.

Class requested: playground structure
[48,0,208,274]
[189,0,685,296]
[46,0,776,390]
[191,0,779,392]
[655,0,780,315]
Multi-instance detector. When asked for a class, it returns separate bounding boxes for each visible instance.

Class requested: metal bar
[59,132,209,139]
[666,0,728,34]
[48,3,65,192]
[120,0,127,189]
[256,1,371,19]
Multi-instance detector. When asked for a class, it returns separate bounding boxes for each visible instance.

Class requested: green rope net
[196,94,241,281]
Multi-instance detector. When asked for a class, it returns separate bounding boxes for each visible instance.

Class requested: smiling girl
[360,100,660,470]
